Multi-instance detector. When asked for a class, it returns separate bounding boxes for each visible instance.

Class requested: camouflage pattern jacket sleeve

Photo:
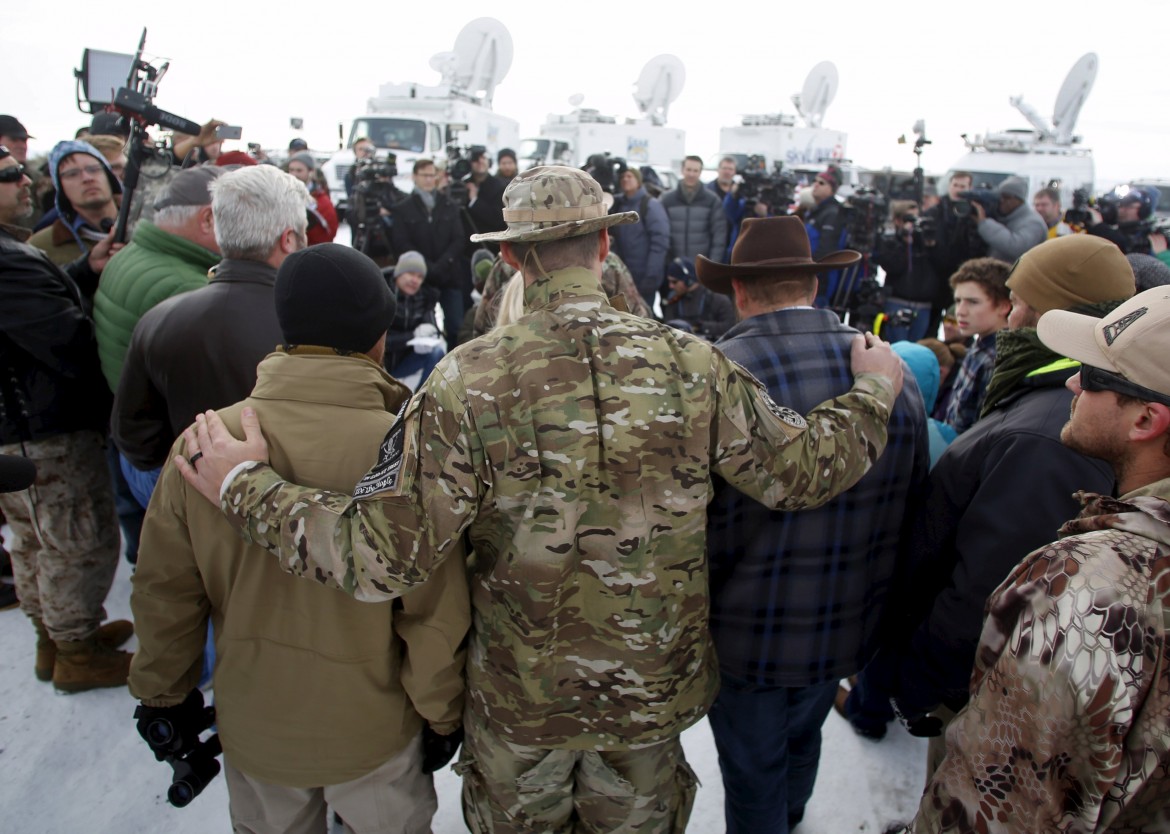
[220,318,893,603]
[906,483,1170,833]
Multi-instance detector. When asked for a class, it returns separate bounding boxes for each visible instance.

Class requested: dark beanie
[275,244,396,353]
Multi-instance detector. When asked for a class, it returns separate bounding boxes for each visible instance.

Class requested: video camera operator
[923,172,988,318]
[349,147,404,265]
[969,176,1047,263]
[1087,186,1167,256]
[463,147,506,244]
[721,155,793,257]
[343,137,377,200]
[873,200,944,342]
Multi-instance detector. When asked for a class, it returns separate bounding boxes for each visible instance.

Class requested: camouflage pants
[454,712,698,834]
[0,431,120,641]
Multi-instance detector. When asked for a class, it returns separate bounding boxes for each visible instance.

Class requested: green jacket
[129,350,470,786]
[222,267,895,750]
[93,221,219,391]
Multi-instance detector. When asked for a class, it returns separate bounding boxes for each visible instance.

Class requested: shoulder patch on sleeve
[354,399,409,498]
[760,390,808,429]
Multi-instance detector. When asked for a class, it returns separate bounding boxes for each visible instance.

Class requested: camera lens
[146,720,174,747]
[167,781,195,808]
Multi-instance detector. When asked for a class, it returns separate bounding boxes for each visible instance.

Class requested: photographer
[464,147,506,242]
[661,257,734,340]
[874,200,944,342]
[349,152,404,265]
[1087,186,1166,256]
[383,251,446,390]
[806,165,848,308]
[343,137,376,200]
[924,172,988,324]
[971,176,1047,263]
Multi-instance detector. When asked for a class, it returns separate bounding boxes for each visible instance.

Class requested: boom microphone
[0,455,36,493]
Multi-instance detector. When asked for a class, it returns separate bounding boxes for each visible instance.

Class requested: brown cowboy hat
[696,216,861,295]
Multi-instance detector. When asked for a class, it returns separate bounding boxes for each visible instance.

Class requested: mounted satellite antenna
[1052,52,1098,145]
[792,62,838,129]
[445,17,514,107]
[1010,52,1097,145]
[633,54,686,125]
[568,93,585,108]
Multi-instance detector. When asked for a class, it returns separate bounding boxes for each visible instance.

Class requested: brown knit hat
[1005,235,1135,315]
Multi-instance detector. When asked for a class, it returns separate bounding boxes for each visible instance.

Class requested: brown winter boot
[34,619,134,682]
[51,635,133,693]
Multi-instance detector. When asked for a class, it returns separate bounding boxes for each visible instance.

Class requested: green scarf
[980,299,1129,417]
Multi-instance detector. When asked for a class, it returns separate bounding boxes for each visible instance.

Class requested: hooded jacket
[27,141,121,265]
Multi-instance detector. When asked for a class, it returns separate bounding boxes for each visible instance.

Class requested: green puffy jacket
[94,221,219,391]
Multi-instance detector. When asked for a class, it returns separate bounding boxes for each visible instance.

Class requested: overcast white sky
[5,1,1169,187]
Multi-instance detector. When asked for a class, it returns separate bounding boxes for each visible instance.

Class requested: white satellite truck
[941,53,1097,208]
[320,18,520,216]
[518,55,687,173]
[717,62,856,192]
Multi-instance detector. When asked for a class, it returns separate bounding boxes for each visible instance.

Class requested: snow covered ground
[1,546,928,834]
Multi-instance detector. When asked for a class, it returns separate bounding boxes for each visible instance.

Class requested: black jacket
[0,224,110,444]
[464,174,506,239]
[873,232,943,303]
[384,284,441,371]
[924,197,987,306]
[112,258,283,469]
[390,193,467,291]
[867,361,1115,716]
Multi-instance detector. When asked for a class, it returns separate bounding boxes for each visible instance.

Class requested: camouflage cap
[469,165,639,244]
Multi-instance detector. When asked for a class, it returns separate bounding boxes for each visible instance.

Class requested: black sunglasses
[0,164,27,184]
[1080,364,1170,407]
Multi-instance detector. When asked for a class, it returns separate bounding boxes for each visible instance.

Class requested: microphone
[0,455,36,493]
[100,218,114,233]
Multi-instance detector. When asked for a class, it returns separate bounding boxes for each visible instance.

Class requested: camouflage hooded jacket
[221,266,895,750]
[907,477,1170,833]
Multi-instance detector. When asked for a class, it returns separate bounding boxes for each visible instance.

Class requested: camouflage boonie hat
[469,165,639,244]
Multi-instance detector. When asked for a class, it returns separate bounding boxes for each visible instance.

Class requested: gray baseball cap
[153,166,224,211]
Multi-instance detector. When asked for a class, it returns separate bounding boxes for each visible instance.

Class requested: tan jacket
[129,349,470,787]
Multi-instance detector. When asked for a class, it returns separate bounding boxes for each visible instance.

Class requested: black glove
[421,725,464,775]
[134,689,216,762]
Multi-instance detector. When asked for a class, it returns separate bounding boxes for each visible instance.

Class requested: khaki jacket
[129,349,470,787]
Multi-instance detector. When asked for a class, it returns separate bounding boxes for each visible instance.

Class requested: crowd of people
[1,108,1168,834]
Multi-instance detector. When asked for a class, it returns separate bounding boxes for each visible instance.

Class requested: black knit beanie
[275,244,396,353]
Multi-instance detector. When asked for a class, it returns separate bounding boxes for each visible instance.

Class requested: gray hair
[152,204,201,230]
[210,165,309,260]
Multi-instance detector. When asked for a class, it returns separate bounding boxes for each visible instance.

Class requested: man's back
[130,350,468,787]
[112,259,283,469]
[708,308,928,684]
[93,221,219,391]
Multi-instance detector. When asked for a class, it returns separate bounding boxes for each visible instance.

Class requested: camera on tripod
[134,688,222,808]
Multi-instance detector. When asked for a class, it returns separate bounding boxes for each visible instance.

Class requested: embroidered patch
[1102,307,1147,346]
[760,390,808,429]
[354,399,409,497]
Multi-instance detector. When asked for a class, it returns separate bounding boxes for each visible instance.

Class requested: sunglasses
[1079,364,1170,407]
[0,164,27,184]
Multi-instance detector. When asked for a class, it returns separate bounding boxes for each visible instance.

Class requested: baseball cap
[0,115,32,139]
[1037,286,1170,401]
[154,166,224,210]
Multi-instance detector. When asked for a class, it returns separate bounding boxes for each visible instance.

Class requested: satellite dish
[793,61,838,128]
[449,18,514,105]
[1052,52,1098,144]
[633,54,686,125]
[568,93,585,108]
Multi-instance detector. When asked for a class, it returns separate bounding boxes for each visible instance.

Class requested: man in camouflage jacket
[177,166,905,833]
[902,287,1170,834]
